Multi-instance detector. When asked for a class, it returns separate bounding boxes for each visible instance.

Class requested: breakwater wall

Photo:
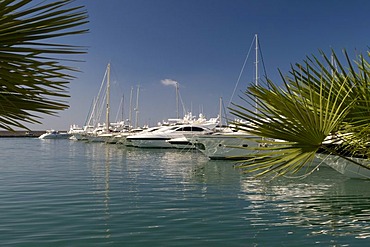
[0,131,47,138]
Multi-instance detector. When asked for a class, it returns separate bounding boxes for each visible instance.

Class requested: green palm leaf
[0,0,88,130]
[289,51,370,155]
[229,50,364,178]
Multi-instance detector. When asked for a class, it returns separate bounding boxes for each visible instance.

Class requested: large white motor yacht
[126,124,214,148]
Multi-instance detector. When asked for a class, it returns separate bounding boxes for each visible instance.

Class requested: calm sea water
[1,138,370,246]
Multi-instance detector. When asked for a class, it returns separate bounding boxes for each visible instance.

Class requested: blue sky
[29,0,370,130]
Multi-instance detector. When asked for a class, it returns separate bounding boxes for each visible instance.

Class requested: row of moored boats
[38,117,370,180]
[38,113,264,161]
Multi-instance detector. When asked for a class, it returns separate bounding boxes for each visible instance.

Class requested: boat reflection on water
[83,142,117,240]
[80,142,370,243]
[238,166,370,239]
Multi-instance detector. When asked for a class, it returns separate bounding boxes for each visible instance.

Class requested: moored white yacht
[119,126,157,146]
[314,134,370,179]
[39,130,71,139]
[68,124,89,140]
[126,124,215,148]
[87,121,128,143]
[167,136,194,149]
[189,34,265,159]
[188,129,264,159]
[315,153,370,179]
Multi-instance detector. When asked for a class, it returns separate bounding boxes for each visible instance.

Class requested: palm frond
[0,0,88,130]
[229,50,364,177]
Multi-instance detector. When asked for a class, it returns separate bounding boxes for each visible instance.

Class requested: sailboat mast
[129,86,133,128]
[135,85,140,128]
[115,94,124,122]
[254,34,259,113]
[121,94,124,121]
[219,97,222,127]
[176,82,179,119]
[105,63,111,132]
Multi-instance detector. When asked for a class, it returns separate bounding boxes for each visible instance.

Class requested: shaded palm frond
[0,0,88,130]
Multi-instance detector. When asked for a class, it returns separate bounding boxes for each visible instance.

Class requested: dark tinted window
[177,126,205,132]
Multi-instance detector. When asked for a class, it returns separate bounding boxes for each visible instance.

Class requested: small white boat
[38,130,71,139]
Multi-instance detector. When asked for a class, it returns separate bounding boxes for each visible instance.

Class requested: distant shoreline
[0,130,60,138]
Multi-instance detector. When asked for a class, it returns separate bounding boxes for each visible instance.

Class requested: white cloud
[161,79,178,87]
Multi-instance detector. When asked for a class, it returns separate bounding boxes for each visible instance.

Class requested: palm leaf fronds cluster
[0,0,88,130]
[230,49,370,178]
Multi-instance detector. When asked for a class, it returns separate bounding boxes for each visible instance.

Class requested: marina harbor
[1,1,370,246]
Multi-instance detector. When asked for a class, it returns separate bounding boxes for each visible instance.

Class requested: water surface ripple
[0,138,369,246]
